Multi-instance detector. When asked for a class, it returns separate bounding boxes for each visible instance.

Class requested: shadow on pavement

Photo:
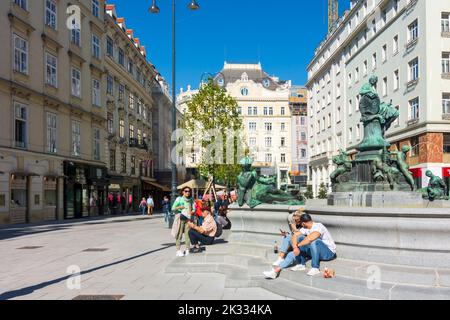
[0,213,162,241]
[0,243,175,300]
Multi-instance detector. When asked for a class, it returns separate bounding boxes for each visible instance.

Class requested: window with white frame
[72,120,81,156]
[281,123,286,131]
[13,34,28,74]
[442,13,450,32]
[363,60,368,75]
[71,24,81,46]
[249,137,256,146]
[409,97,420,120]
[71,68,81,97]
[45,0,57,29]
[382,77,388,96]
[92,34,100,59]
[393,35,399,55]
[281,154,286,163]
[46,112,57,153]
[265,137,272,148]
[409,58,419,82]
[442,52,450,74]
[93,127,100,160]
[348,127,353,143]
[337,107,341,122]
[249,122,256,131]
[14,0,28,11]
[281,107,285,115]
[265,153,272,163]
[119,119,125,138]
[393,105,400,126]
[129,92,135,110]
[92,0,100,18]
[45,52,57,87]
[443,93,450,114]
[349,99,353,115]
[382,44,387,62]
[118,49,125,66]
[281,137,286,147]
[107,112,113,135]
[408,20,419,43]
[372,53,377,70]
[393,70,399,91]
[92,79,101,106]
[14,102,27,148]
[265,123,273,132]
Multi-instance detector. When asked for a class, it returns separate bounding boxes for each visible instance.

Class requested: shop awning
[141,178,171,192]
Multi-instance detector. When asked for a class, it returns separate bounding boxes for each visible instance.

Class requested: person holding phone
[272,209,304,267]
[172,187,195,257]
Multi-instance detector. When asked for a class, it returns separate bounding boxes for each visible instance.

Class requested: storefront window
[45,190,56,206]
[444,133,450,153]
[11,189,27,207]
[34,194,40,205]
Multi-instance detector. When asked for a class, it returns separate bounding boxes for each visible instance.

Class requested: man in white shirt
[264,213,337,279]
[147,195,154,216]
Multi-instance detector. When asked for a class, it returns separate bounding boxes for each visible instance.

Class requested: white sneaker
[290,264,306,272]
[176,250,184,257]
[184,249,190,256]
[272,257,285,267]
[263,269,278,279]
[307,268,321,276]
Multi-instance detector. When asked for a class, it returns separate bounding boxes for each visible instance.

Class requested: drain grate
[83,248,109,252]
[17,246,43,250]
[72,295,124,300]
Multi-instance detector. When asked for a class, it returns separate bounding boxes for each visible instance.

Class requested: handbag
[171,214,181,238]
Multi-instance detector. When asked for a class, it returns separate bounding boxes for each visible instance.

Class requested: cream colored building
[0,0,109,224]
[307,0,450,197]
[179,62,293,188]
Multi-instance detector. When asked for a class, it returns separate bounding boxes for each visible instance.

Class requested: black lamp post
[150,0,200,204]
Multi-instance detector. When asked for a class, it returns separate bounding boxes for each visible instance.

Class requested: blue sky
[111,0,350,91]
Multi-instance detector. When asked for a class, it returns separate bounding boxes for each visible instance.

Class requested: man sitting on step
[263,213,337,279]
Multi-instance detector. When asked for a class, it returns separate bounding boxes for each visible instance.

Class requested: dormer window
[241,72,249,81]
[263,78,270,88]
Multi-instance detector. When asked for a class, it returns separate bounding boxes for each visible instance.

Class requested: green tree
[318,183,329,199]
[182,79,245,190]
[304,185,314,199]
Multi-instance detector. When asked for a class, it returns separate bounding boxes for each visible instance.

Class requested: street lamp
[149,0,200,205]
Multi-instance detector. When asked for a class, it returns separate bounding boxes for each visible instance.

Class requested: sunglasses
[183,190,191,193]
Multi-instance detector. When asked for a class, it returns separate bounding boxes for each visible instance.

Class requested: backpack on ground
[214,222,223,238]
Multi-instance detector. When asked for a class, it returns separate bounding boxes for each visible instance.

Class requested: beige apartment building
[0,0,109,224]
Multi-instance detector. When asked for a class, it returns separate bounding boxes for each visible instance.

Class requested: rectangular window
[408,20,419,43]
[129,124,135,139]
[128,60,134,75]
[92,0,99,18]
[107,112,113,134]
[92,79,101,106]
[45,52,57,87]
[253,107,258,115]
[131,156,136,175]
[443,93,450,115]
[349,99,353,115]
[129,93,135,110]
[301,149,307,158]
[249,122,256,131]
[46,112,57,153]
[265,154,272,163]
[92,34,100,59]
[45,0,57,29]
[137,129,142,145]
[382,77,388,96]
[281,107,285,116]
[372,53,377,70]
[265,137,272,148]
[265,123,272,132]
[110,149,116,171]
[121,152,127,173]
[409,97,420,120]
[118,84,125,101]
[107,74,114,95]
[442,52,450,74]
[72,121,81,156]
[348,127,353,143]
[281,154,286,163]
[248,106,253,115]
[393,70,399,91]
[13,34,28,74]
[93,128,100,160]
[249,137,256,146]
[119,119,125,138]
[409,58,419,81]
[444,133,450,153]
[442,13,450,32]
[363,60,368,75]
[14,102,27,148]
[281,123,286,131]
[393,35,399,55]
[382,44,387,62]
[71,68,81,97]
[14,0,28,10]
[107,37,114,57]
[71,24,81,46]
[118,49,125,66]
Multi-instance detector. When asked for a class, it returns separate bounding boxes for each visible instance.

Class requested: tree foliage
[182,79,246,188]
[304,185,314,199]
[318,183,329,199]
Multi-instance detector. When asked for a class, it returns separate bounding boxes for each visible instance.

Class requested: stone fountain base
[327,191,424,208]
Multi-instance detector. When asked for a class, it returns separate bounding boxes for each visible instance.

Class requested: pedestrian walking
[139,197,147,215]
[147,195,154,216]
[162,196,171,223]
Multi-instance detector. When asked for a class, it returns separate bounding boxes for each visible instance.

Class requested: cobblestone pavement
[0,215,288,300]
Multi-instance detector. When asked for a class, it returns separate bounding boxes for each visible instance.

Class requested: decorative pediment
[8,12,35,35]
[11,85,32,100]
[41,33,63,52]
